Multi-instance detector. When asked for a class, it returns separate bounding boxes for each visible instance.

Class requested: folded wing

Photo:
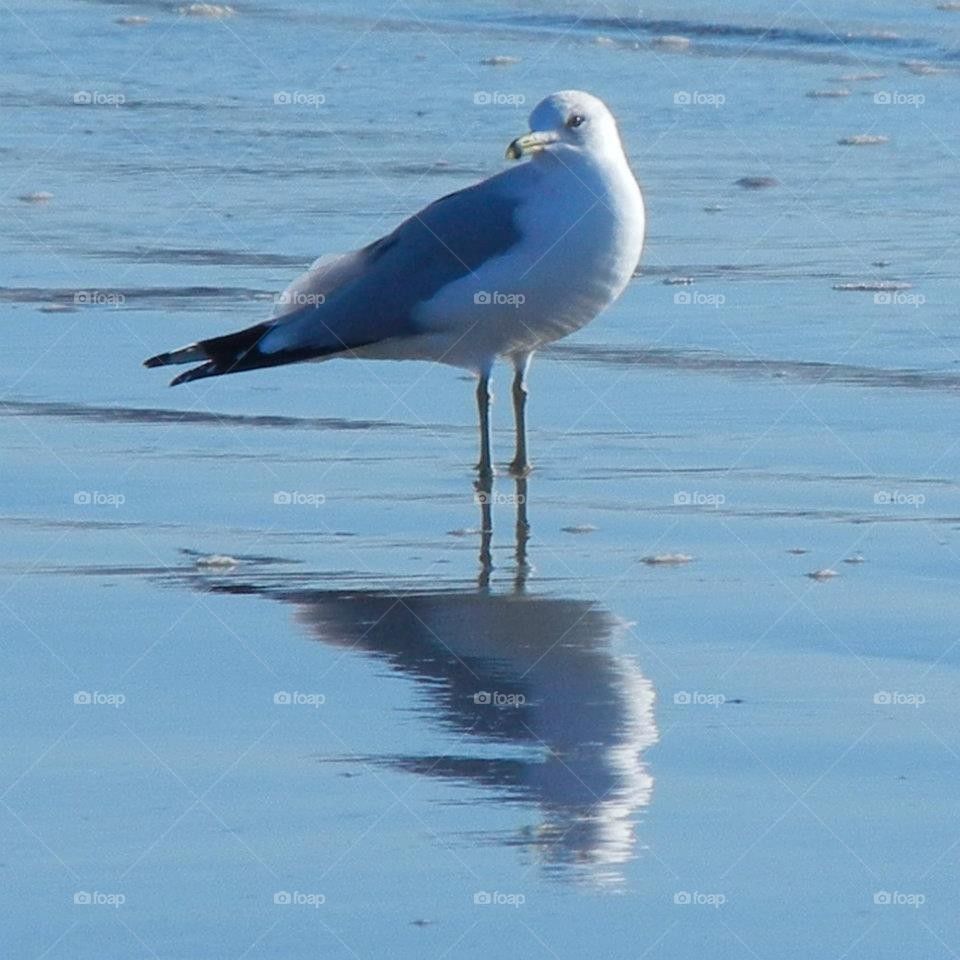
[145,168,527,385]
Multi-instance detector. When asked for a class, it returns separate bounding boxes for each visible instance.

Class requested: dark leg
[475,373,493,479]
[508,353,532,476]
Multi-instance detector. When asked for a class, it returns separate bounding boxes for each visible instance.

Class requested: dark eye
[566,114,585,128]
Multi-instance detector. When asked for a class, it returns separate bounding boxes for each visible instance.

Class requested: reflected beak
[505,130,559,160]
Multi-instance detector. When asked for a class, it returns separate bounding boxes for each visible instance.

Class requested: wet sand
[2,0,959,956]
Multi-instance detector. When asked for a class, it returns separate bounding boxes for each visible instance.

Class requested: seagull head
[506,90,623,162]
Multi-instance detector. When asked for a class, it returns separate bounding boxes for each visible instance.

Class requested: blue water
[3,1,960,957]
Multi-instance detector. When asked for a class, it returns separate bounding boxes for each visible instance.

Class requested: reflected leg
[475,472,494,584]
[514,474,530,590]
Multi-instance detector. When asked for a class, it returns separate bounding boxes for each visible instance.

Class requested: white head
[506,90,625,163]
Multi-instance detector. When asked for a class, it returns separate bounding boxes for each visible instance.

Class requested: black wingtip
[169,362,218,387]
[144,353,168,368]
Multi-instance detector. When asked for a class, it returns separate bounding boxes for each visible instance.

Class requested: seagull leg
[475,373,493,479]
[508,352,533,476]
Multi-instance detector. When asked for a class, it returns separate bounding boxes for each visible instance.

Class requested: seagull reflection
[195,478,657,882]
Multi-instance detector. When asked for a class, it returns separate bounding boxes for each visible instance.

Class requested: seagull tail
[144,314,380,387]
[144,320,287,387]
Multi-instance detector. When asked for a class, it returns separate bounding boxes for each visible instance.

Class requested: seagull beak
[506,130,559,160]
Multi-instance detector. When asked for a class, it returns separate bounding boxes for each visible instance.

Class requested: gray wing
[259,167,528,357]
[145,166,533,385]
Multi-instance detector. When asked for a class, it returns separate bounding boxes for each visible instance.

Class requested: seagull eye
[566,114,585,129]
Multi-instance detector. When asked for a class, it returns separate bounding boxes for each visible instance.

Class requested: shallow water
[2,0,960,957]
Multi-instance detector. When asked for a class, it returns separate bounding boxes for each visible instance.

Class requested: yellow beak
[505,130,559,160]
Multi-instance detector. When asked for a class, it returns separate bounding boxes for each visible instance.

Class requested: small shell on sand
[843,553,865,564]
[833,281,911,292]
[115,15,150,24]
[561,524,597,535]
[787,547,810,555]
[806,88,851,98]
[735,176,778,189]
[838,134,889,146]
[654,35,692,49]
[18,191,53,203]
[594,36,616,46]
[642,553,694,566]
[834,72,885,82]
[807,568,839,581]
[872,260,892,268]
[703,203,725,213]
[480,55,519,66]
[447,528,480,537]
[195,554,238,568]
[901,59,949,75]
[177,3,235,17]
[663,276,694,285]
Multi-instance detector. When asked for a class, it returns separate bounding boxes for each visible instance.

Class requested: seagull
[144,90,645,477]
